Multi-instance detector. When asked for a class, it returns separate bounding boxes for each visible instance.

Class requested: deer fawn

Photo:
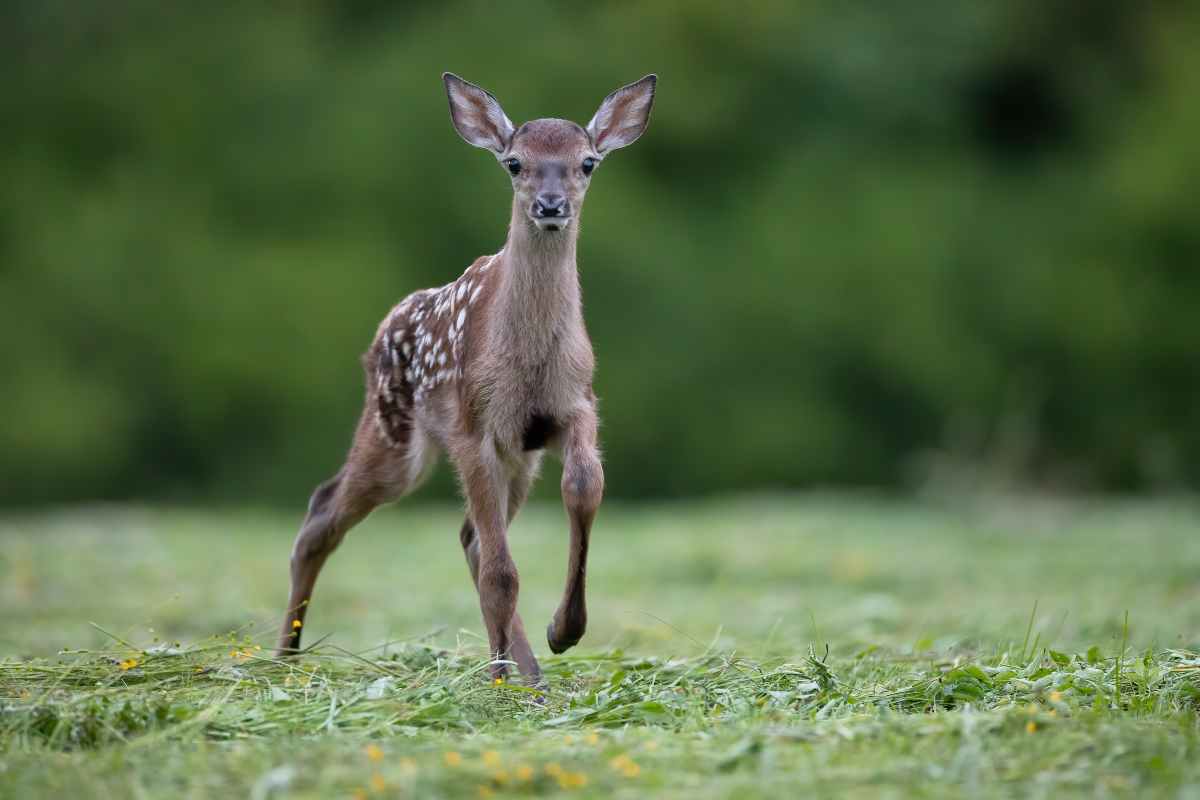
[276,72,657,685]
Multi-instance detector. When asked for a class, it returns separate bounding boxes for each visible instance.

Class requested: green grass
[1,495,1199,798]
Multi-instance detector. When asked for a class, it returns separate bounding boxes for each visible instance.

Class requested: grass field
[2,495,1199,798]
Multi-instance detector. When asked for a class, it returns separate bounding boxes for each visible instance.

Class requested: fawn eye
[504,158,521,176]
[581,157,596,176]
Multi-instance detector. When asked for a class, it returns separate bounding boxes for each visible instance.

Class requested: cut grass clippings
[2,626,1199,798]
[2,498,1199,797]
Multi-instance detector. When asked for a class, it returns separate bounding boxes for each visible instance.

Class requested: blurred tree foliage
[1,1,1197,506]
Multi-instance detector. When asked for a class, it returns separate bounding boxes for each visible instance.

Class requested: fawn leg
[499,455,542,681]
[458,455,543,680]
[276,472,361,653]
[460,517,540,683]
[547,405,604,654]
[276,418,408,655]
[457,442,529,680]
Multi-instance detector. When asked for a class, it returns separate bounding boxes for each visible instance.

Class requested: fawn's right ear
[443,73,515,154]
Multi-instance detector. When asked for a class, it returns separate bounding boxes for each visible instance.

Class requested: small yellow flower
[292,619,303,629]
[1049,691,1062,702]
[515,764,534,782]
[482,750,501,768]
[366,744,384,763]
[369,772,386,793]
[444,751,463,767]
[118,658,139,671]
[584,732,600,746]
[544,761,563,777]
[476,785,494,799]
[609,753,640,778]
[563,734,574,745]
[490,769,510,785]
[557,770,589,790]
[492,677,504,686]
[353,790,367,800]
[1026,720,1037,734]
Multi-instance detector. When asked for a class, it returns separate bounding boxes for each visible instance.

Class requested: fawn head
[444,72,656,232]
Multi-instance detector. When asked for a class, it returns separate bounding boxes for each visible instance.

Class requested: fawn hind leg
[276,413,414,655]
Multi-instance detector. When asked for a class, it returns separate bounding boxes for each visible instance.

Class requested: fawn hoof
[546,620,582,655]
[274,636,300,658]
[521,669,549,699]
[275,628,304,657]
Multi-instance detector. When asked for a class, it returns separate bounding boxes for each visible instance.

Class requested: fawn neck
[491,200,583,359]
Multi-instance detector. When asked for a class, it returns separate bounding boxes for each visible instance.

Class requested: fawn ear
[587,74,657,155]
[443,72,515,154]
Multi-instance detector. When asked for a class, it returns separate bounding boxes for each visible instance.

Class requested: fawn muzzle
[531,193,571,231]
[533,194,568,218]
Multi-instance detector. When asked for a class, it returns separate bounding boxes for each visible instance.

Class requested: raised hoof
[546,621,582,655]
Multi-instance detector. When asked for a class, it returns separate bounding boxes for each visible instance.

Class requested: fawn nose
[533,194,567,218]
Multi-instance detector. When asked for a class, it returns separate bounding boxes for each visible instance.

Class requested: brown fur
[276,73,656,686]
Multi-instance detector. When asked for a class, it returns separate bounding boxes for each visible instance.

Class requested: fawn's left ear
[443,72,516,154]
[587,74,657,155]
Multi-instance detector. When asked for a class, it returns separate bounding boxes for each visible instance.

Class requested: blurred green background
[2,1,1197,507]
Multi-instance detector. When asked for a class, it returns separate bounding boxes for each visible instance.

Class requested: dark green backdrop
[2,2,1197,505]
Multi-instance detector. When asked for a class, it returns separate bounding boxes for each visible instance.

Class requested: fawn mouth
[532,216,572,232]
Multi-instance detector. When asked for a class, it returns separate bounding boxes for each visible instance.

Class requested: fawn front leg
[548,405,604,654]
[460,517,541,683]
[459,443,535,680]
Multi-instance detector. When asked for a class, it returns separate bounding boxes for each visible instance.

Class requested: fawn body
[276,73,657,684]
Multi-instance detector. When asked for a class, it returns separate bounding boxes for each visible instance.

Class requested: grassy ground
[1,495,1198,798]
